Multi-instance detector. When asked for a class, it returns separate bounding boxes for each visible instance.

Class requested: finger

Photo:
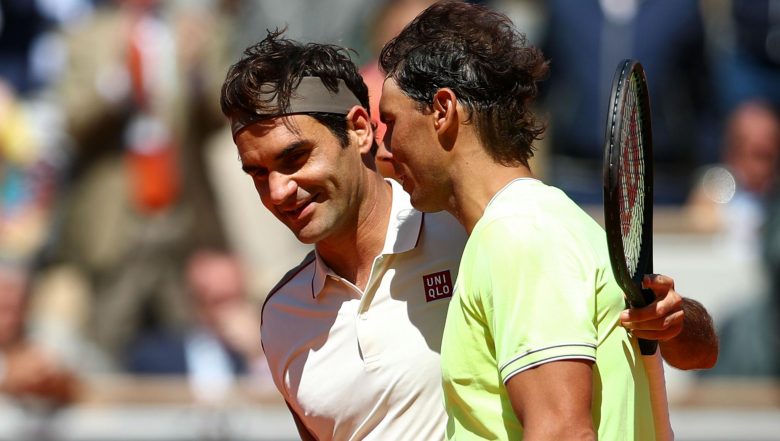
[642,274,675,291]
[622,288,683,324]
[623,310,684,331]
[630,320,684,341]
[621,295,667,323]
[623,311,684,340]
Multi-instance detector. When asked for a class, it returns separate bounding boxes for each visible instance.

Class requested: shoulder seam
[261,250,316,326]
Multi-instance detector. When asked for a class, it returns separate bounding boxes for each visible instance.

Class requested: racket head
[603,59,654,309]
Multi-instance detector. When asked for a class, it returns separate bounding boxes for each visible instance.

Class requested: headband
[230,77,362,138]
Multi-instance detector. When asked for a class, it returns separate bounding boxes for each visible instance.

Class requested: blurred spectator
[0,263,79,406]
[45,0,237,364]
[228,0,385,62]
[0,0,50,94]
[764,167,780,334]
[0,1,101,401]
[539,0,717,205]
[755,180,780,378]
[686,100,780,260]
[697,101,780,378]
[711,0,780,113]
[0,79,66,266]
[126,249,270,403]
[705,184,780,378]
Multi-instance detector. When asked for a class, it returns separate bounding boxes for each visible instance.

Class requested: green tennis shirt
[440,179,655,440]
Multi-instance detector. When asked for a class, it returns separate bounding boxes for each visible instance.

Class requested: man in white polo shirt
[220,30,717,440]
[220,30,465,440]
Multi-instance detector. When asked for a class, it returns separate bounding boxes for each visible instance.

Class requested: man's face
[727,107,780,195]
[235,115,364,244]
[379,78,448,212]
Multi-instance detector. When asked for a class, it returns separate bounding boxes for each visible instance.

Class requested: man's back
[441,178,656,440]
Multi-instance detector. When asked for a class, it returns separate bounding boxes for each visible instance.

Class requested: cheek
[382,125,395,153]
[254,183,280,213]
[386,127,412,164]
[252,180,270,202]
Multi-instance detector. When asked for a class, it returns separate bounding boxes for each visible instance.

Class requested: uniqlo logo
[423,270,453,302]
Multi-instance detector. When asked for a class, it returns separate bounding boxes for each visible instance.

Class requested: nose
[376,141,394,161]
[267,171,297,205]
[381,128,392,154]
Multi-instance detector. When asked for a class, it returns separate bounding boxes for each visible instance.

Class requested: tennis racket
[602,59,657,356]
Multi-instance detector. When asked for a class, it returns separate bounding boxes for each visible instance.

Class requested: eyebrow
[241,163,262,175]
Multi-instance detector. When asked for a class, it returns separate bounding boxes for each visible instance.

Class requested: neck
[315,173,392,290]
[446,145,535,235]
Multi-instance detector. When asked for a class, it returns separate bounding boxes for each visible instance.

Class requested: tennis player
[221,28,716,440]
[377,2,714,440]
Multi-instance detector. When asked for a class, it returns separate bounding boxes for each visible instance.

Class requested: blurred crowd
[0,0,779,414]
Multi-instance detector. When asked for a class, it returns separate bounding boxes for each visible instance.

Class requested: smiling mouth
[281,195,317,220]
[284,202,309,217]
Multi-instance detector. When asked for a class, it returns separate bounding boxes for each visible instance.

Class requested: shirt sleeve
[468,216,599,384]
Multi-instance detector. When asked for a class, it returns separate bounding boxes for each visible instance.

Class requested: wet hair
[379,1,548,166]
[221,29,372,149]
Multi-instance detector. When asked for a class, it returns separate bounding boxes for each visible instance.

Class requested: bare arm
[658,297,719,369]
[505,360,596,441]
[621,274,719,370]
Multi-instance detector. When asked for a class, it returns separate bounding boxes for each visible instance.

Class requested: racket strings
[618,73,645,277]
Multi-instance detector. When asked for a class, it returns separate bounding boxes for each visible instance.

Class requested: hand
[0,344,79,403]
[619,274,684,341]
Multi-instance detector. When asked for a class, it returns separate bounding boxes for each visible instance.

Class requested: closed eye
[278,148,310,174]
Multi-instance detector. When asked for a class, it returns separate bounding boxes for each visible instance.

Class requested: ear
[346,105,374,155]
[432,88,458,147]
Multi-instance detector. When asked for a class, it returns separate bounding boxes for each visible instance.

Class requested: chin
[292,229,323,245]
[292,220,336,245]
[409,192,441,213]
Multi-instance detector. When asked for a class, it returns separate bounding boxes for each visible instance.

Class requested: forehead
[235,115,326,156]
[379,78,410,112]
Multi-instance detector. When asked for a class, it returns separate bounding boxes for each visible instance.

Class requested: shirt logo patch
[423,270,453,302]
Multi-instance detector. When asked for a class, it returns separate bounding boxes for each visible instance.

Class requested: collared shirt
[261,179,467,441]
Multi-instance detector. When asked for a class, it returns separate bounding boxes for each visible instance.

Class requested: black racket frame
[603,59,658,356]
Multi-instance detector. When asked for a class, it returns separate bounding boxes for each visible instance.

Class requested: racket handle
[638,287,658,355]
[638,338,658,355]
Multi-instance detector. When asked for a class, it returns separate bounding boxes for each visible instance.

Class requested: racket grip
[638,287,658,355]
[638,338,658,355]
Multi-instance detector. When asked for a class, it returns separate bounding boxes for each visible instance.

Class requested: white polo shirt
[260,179,467,441]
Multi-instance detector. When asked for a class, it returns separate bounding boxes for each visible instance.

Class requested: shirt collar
[382,178,424,255]
[311,179,424,298]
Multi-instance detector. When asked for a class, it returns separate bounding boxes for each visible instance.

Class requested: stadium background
[1,0,779,439]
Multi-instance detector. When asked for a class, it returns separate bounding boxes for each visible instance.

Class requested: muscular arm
[621,274,719,370]
[659,297,719,369]
[505,360,596,441]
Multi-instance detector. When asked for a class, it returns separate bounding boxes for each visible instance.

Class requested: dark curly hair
[379,1,548,166]
[220,29,371,148]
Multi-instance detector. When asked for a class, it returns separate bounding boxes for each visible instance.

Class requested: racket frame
[603,59,658,355]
